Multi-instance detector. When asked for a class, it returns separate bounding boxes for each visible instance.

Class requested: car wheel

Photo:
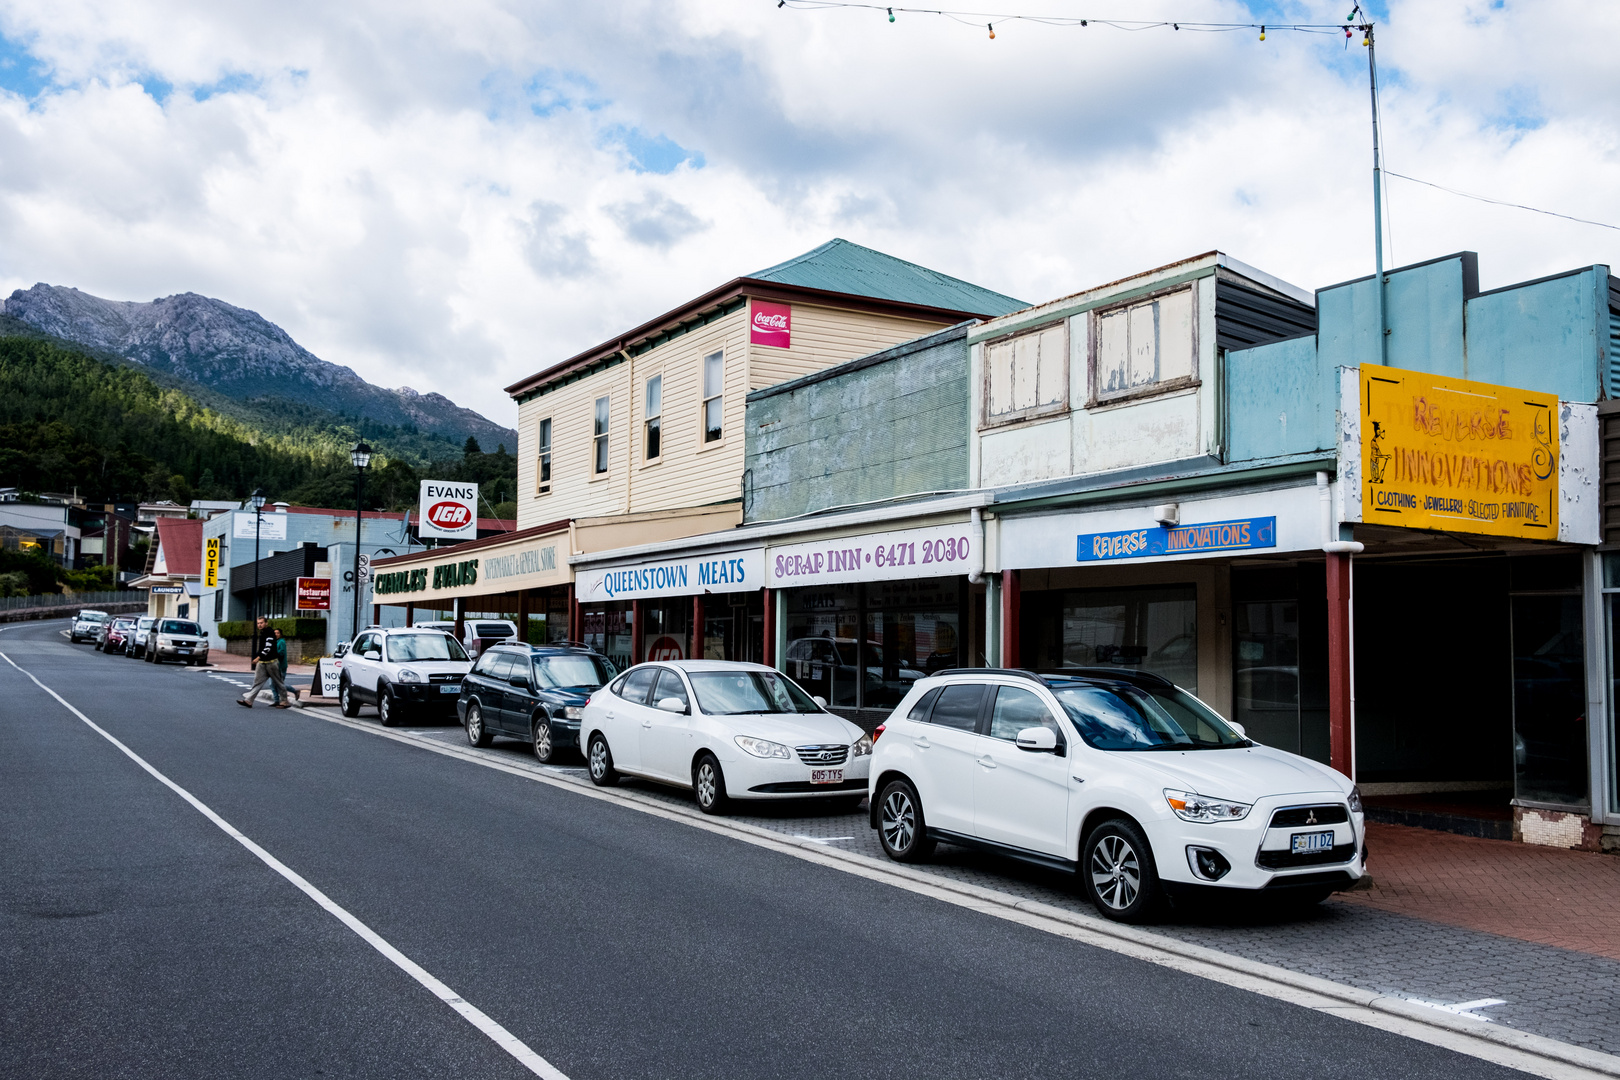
[378,686,401,727]
[1083,818,1162,924]
[531,716,555,764]
[586,733,618,787]
[877,779,935,863]
[465,701,492,747]
[339,679,361,718]
[693,753,729,815]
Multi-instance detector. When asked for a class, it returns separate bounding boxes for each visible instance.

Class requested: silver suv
[69,610,109,643]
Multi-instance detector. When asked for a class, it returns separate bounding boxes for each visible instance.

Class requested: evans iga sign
[749,301,791,349]
[577,549,764,601]
[767,524,976,588]
[418,480,478,540]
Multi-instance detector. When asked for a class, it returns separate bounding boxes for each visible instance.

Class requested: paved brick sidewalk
[1341,822,1620,961]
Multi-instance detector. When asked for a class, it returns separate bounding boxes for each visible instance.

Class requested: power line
[777,0,1368,37]
[1384,171,1620,233]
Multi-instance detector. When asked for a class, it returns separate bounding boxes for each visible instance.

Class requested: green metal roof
[748,238,1026,318]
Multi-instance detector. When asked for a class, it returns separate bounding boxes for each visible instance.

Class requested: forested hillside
[0,333,518,513]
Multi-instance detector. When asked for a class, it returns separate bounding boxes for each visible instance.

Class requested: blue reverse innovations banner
[1076,517,1277,563]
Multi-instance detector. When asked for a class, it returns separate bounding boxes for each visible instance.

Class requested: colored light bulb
[987,22,995,38]
[1259,24,1266,40]
[887,7,894,21]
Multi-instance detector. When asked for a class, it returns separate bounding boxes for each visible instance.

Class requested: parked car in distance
[867,667,1365,923]
[415,618,519,656]
[338,627,472,727]
[98,616,137,653]
[580,660,872,815]
[459,643,617,762]
[69,610,109,643]
[124,617,157,658]
[147,618,210,665]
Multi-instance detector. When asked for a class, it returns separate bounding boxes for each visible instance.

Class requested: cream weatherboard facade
[514,301,950,526]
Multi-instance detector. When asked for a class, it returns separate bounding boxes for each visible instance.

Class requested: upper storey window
[984,322,1068,426]
[1091,286,1197,404]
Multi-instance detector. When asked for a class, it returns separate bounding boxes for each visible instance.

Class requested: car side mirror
[1015,726,1059,753]
[811,695,828,709]
[509,677,530,689]
[1228,721,1247,738]
[656,697,687,714]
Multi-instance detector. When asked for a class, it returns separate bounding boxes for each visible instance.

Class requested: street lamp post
[350,442,372,643]
[248,489,266,624]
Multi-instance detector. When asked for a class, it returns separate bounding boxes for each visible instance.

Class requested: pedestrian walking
[238,617,290,709]
[275,627,300,704]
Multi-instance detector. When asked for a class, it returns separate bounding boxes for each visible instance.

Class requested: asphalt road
[0,619,1536,1079]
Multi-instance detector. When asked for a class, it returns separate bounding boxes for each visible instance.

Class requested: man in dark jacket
[238,617,289,709]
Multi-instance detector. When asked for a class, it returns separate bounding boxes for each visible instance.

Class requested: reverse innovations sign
[418,480,479,540]
[1077,517,1276,562]
[577,549,765,602]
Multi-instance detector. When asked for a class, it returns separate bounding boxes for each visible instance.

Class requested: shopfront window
[640,599,689,661]
[1026,584,1197,692]
[784,578,964,714]
[582,603,632,671]
[1513,555,1587,808]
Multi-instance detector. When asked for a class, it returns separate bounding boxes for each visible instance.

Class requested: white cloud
[0,0,1615,427]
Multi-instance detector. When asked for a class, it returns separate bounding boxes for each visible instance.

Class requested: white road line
[0,650,569,1080]
[296,706,1620,1080]
[1408,998,1510,1021]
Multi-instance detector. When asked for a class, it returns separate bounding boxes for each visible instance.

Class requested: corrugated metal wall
[1607,278,1620,400]
[744,325,970,523]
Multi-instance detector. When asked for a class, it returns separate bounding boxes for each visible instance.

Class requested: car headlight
[563,705,585,720]
[397,669,423,683]
[1164,789,1251,823]
[1347,785,1363,814]
[851,733,873,757]
[734,736,792,759]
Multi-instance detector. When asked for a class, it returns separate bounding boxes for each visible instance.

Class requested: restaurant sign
[1075,518,1276,563]
[295,576,331,611]
[1360,366,1557,538]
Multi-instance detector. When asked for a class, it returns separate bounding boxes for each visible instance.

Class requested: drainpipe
[1318,470,1363,779]
[967,508,984,584]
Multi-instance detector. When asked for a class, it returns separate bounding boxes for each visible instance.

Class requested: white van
[413,618,519,656]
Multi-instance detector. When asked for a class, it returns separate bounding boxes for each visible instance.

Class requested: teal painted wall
[1226,334,1336,462]
[1465,270,1605,402]
[744,326,969,523]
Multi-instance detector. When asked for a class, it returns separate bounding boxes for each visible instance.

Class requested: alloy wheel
[588,738,609,780]
[881,789,916,853]
[695,762,717,808]
[1090,834,1142,910]
[467,705,483,743]
[533,721,552,763]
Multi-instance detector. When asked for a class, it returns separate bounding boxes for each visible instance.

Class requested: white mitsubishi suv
[868,667,1365,922]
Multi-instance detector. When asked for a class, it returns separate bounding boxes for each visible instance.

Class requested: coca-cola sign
[418,480,478,540]
[750,300,791,349]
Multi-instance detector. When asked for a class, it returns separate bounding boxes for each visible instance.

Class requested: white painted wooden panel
[981,415,1073,486]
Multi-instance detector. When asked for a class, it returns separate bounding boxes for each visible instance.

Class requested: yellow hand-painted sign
[204,537,221,588]
[1361,366,1557,538]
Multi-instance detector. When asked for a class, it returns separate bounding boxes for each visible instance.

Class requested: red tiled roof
[154,517,204,577]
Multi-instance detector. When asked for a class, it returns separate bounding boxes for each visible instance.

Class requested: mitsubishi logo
[1306,810,1318,825]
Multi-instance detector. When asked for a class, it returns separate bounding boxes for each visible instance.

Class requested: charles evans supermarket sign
[577,549,765,601]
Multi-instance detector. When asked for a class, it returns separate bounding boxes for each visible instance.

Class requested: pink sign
[750,301,791,349]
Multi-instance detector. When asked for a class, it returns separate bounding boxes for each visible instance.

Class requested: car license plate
[810,768,843,785]
[1291,830,1336,854]
[178,648,191,654]
[440,684,460,694]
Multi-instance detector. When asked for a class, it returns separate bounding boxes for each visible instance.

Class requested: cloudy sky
[0,0,1614,424]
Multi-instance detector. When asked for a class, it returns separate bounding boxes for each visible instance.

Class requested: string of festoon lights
[779,0,1402,360]
[777,0,1377,44]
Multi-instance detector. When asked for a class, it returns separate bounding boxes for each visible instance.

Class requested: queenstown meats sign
[418,480,478,540]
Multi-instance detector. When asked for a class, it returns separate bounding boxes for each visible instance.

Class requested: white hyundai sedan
[868,667,1365,923]
[581,660,871,814]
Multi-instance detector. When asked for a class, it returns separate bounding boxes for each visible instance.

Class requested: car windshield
[387,633,468,662]
[688,670,824,716]
[1050,682,1249,751]
[533,654,615,689]
[160,620,201,634]
[80,612,108,622]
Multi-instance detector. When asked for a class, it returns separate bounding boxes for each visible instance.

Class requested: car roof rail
[1033,666,1174,687]
[927,667,1046,683]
